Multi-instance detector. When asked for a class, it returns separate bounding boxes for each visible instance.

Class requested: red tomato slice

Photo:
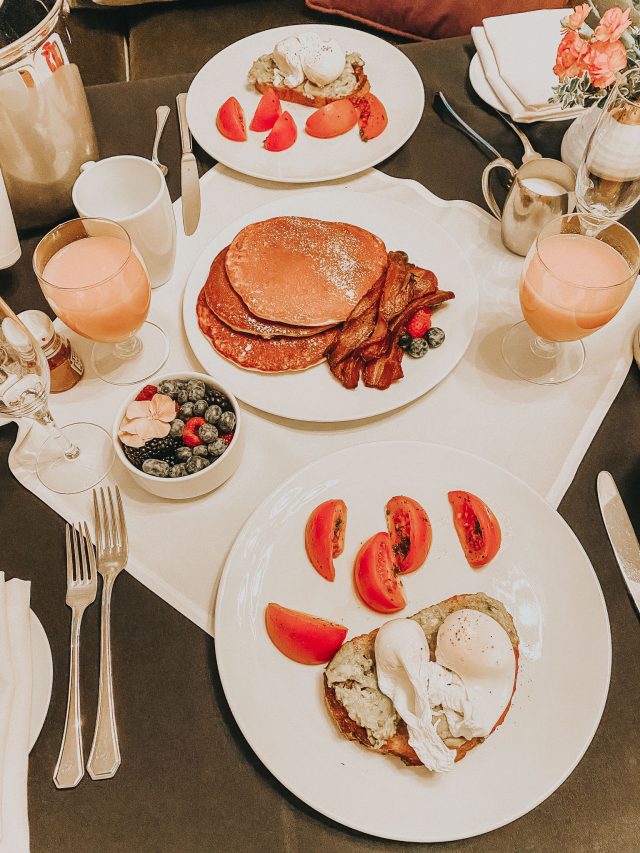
[249,88,281,132]
[265,603,347,665]
[385,495,432,574]
[305,499,347,582]
[351,93,388,141]
[263,111,297,151]
[305,99,358,139]
[216,97,247,141]
[353,532,406,614]
[448,491,502,568]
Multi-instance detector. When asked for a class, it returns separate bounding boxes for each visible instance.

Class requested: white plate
[186,24,424,183]
[215,441,611,842]
[182,190,478,422]
[30,610,53,751]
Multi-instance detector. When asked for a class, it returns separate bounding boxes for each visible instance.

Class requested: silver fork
[54,523,97,789]
[87,486,128,780]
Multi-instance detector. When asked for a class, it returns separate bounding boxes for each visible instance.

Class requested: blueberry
[218,411,236,433]
[397,333,412,351]
[198,423,218,443]
[169,463,187,478]
[193,399,208,417]
[158,380,178,397]
[175,446,192,463]
[175,388,189,405]
[408,338,429,358]
[208,438,227,458]
[142,459,171,478]
[169,419,185,439]
[426,327,445,348]
[192,445,209,458]
[178,402,195,420]
[187,380,206,402]
[186,456,210,474]
[204,404,222,425]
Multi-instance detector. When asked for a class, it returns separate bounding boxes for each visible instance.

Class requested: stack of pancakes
[196,216,388,373]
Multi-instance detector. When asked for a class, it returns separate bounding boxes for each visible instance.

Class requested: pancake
[225,217,388,327]
[204,247,335,339]
[196,289,339,373]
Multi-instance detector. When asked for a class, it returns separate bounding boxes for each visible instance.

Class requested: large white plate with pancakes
[186,24,425,183]
[182,189,478,422]
[214,441,611,842]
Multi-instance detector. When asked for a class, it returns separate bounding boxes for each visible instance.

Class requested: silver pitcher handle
[482,157,518,221]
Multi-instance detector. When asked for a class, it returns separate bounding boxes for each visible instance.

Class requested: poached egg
[273,33,346,89]
[374,610,516,772]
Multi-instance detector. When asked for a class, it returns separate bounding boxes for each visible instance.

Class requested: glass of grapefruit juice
[502,214,640,384]
[33,218,169,385]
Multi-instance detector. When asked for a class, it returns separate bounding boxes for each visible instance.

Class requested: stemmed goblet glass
[0,297,113,493]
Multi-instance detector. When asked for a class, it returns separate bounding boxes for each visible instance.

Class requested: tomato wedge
[385,496,432,574]
[448,491,502,568]
[216,96,247,141]
[305,99,358,139]
[305,499,347,581]
[350,93,388,141]
[265,603,347,665]
[353,532,406,614]
[263,111,297,151]
[249,88,281,132]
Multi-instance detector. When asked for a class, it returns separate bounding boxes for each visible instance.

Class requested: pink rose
[554,29,590,80]
[594,7,631,42]
[584,39,628,87]
[564,4,591,30]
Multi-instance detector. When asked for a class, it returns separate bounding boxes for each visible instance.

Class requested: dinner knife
[597,470,640,613]
[176,92,201,236]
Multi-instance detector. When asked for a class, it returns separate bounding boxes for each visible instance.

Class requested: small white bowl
[112,371,244,500]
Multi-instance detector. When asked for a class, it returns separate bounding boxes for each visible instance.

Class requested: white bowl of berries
[112,371,244,499]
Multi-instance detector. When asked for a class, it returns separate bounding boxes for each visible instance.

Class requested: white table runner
[5,165,638,636]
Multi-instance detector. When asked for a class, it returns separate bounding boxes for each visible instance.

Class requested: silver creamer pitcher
[0,0,98,230]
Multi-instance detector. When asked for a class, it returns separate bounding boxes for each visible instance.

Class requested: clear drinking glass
[576,67,640,221]
[0,296,113,493]
[502,214,640,384]
[33,217,169,385]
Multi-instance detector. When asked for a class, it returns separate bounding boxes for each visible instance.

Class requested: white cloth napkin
[472,9,583,121]
[0,574,31,853]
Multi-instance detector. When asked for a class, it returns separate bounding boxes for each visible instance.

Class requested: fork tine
[93,488,103,559]
[72,523,82,583]
[65,525,73,586]
[106,487,118,551]
[100,487,112,555]
[115,485,128,557]
[83,522,96,583]
[77,522,88,583]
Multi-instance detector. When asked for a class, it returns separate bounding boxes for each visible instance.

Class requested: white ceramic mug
[72,155,176,288]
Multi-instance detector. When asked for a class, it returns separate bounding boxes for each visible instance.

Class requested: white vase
[560,104,602,173]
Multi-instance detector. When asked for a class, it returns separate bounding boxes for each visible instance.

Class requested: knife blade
[597,470,640,613]
[176,92,200,236]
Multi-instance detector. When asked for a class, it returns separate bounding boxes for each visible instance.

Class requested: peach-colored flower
[584,39,628,87]
[554,29,590,80]
[594,7,631,42]
[119,393,175,447]
[564,4,591,30]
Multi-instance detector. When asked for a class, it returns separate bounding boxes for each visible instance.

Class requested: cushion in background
[305,0,567,40]
[65,9,128,84]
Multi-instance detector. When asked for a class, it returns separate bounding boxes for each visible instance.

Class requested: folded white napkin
[472,9,583,122]
[0,574,31,853]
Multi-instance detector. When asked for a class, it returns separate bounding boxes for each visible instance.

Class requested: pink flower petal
[151,394,178,423]
[126,400,153,420]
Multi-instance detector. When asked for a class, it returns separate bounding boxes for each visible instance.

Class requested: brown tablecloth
[0,36,639,853]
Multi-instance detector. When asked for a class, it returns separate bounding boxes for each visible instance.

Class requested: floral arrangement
[552,2,640,107]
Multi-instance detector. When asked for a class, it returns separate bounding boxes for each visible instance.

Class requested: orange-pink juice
[41,235,150,344]
[520,233,633,341]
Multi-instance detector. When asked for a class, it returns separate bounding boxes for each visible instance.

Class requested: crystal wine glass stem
[34,406,80,460]
[114,335,142,361]
[530,336,560,359]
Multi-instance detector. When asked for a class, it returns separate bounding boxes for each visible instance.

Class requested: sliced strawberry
[250,88,281,132]
[351,93,388,141]
[305,99,358,139]
[216,97,247,142]
[407,309,432,339]
[182,416,205,447]
[264,111,297,152]
[135,384,158,402]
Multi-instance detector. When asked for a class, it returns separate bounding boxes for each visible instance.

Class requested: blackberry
[207,389,232,412]
[121,435,179,469]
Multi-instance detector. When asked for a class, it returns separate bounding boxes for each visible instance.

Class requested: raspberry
[220,432,234,445]
[135,384,158,402]
[407,309,432,339]
[183,416,206,447]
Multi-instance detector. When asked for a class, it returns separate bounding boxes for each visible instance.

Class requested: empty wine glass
[0,296,113,493]
[576,67,640,222]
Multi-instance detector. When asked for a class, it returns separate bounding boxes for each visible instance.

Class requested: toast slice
[248,51,370,109]
[324,593,519,767]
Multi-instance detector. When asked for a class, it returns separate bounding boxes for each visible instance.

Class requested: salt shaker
[18,310,84,393]
[0,168,20,269]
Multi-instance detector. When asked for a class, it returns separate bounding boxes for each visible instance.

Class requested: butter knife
[597,470,640,613]
[176,92,200,236]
